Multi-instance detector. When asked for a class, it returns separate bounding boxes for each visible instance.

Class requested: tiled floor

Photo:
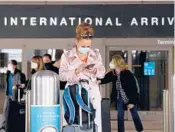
[0,114,163,132]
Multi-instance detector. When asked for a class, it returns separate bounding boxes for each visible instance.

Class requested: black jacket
[45,62,59,73]
[100,69,138,105]
[44,63,66,90]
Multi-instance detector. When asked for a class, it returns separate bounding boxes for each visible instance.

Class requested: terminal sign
[144,62,155,76]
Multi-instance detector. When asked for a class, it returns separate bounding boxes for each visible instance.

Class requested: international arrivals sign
[4,17,174,27]
[0,4,173,38]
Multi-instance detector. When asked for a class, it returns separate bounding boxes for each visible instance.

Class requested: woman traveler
[25,56,46,132]
[26,56,45,89]
[99,55,143,132]
[31,55,45,74]
[59,22,105,132]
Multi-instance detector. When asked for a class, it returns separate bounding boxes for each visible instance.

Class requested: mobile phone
[86,64,95,69]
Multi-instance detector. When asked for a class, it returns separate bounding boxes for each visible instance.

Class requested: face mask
[31,62,38,69]
[7,64,14,73]
[109,62,115,69]
[78,47,90,54]
[31,69,36,74]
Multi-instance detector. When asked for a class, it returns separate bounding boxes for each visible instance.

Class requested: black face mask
[44,62,51,67]
[31,69,36,74]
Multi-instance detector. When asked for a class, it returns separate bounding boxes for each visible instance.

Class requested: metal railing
[163,90,169,132]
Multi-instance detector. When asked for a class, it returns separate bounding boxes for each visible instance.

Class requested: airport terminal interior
[0,38,173,132]
[0,1,174,132]
[1,48,169,111]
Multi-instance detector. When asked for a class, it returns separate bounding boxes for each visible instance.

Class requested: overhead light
[0,67,7,73]
[132,50,136,54]
[133,54,136,58]
[124,53,127,58]
[47,49,52,54]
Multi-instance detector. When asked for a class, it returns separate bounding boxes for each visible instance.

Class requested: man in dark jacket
[51,50,67,129]
[43,53,59,73]
[0,60,26,131]
[53,50,67,89]
[42,51,66,89]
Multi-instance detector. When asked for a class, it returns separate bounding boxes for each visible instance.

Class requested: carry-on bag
[62,79,97,132]
[6,87,25,132]
[101,98,111,132]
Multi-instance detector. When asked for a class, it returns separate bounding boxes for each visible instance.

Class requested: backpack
[63,84,95,125]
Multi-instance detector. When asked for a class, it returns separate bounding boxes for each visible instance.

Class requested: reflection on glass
[109,50,128,63]
[1,49,22,62]
[132,50,168,111]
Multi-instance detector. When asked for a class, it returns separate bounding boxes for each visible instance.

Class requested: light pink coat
[59,47,105,132]
[59,47,105,85]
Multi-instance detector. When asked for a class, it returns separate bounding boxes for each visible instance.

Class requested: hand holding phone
[85,64,97,74]
[85,64,95,69]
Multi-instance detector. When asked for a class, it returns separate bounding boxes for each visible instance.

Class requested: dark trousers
[116,96,143,132]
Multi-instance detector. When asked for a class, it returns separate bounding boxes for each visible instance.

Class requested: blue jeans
[116,96,143,132]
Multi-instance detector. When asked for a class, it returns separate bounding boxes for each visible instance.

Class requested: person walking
[99,55,143,132]
[0,60,26,131]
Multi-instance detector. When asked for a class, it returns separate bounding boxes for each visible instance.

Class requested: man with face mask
[0,60,26,131]
[43,53,58,73]
[42,53,52,64]
[52,50,67,89]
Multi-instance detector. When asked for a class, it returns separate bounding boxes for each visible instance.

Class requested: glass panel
[109,50,128,63]
[108,50,128,110]
[132,50,168,111]
[0,49,22,113]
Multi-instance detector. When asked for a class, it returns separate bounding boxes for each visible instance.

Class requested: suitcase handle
[79,79,89,84]
[17,86,22,103]
[78,81,95,130]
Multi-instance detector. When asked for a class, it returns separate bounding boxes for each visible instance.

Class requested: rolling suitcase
[101,98,111,132]
[62,79,97,132]
[6,87,25,132]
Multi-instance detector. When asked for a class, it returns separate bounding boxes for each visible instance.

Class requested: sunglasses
[80,34,93,39]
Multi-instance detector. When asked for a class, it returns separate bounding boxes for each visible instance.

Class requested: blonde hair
[31,56,45,71]
[111,55,127,70]
[76,22,94,40]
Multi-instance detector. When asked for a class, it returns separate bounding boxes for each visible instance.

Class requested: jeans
[116,96,143,132]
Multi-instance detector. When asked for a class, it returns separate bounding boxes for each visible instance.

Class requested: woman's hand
[75,64,86,74]
[97,80,101,84]
[127,104,134,110]
[85,67,97,75]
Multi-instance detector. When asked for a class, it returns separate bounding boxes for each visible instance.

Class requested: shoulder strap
[75,84,92,113]
[63,87,75,125]
[26,79,31,90]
